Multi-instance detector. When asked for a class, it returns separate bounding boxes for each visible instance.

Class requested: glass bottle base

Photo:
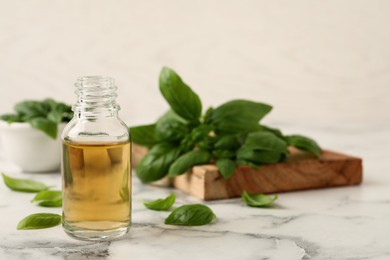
[63,222,130,241]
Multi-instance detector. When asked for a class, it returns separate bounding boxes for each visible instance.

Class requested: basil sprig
[0,98,73,139]
[17,213,62,230]
[144,193,176,211]
[242,191,278,207]
[165,204,216,226]
[131,67,321,183]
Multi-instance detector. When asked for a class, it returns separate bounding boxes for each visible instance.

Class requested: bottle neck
[73,76,120,118]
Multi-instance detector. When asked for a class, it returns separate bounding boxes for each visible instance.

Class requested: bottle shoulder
[62,117,129,143]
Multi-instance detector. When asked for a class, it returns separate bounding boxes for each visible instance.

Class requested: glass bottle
[61,76,131,241]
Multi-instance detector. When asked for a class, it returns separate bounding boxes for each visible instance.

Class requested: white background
[0,0,389,131]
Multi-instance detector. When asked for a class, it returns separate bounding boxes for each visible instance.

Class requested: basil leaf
[203,107,214,124]
[242,191,278,207]
[14,100,49,120]
[144,193,176,211]
[216,158,236,179]
[130,124,159,147]
[214,135,241,150]
[2,173,49,193]
[159,67,202,123]
[46,99,73,122]
[236,160,260,169]
[29,117,58,139]
[156,111,189,142]
[197,136,215,151]
[17,213,62,230]
[189,124,213,142]
[285,135,321,157]
[165,204,216,226]
[208,100,272,134]
[0,114,23,123]
[42,98,58,110]
[168,150,211,177]
[157,109,188,124]
[237,148,283,164]
[212,149,236,159]
[244,132,288,153]
[47,110,62,123]
[31,190,62,207]
[236,132,288,164]
[257,124,284,139]
[136,143,181,183]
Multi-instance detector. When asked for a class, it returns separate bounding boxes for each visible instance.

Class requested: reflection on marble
[0,127,390,260]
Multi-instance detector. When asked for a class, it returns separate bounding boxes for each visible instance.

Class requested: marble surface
[0,0,390,259]
[0,126,389,260]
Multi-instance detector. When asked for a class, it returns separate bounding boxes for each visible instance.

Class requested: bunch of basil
[131,67,321,183]
[0,98,73,139]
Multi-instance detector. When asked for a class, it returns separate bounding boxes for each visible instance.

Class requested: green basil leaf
[165,204,216,226]
[157,110,188,124]
[130,124,159,147]
[203,107,214,124]
[212,149,236,159]
[242,191,278,207]
[159,67,202,123]
[285,135,321,157]
[47,110,62,123]
[0,114,23,123]
[189,124,213,142]
[2,173,49,193]
[44,99,73,122]
[216,158,236,179]
[17,213,62,230]
[143,193,176,211]
[208,100,272,134]
[214,135,241,150]
[236,160,260,169]
[156,111,189,142]
[237,148,283,164]
[29,117,58,139]
[14,100,49,120]
[257,124,284,139]
[168,150,211,177]
[43,98,58,110]
[197,136,216,151]
[136,143,181,183]
[55,102,73,122]
[31,190,62,207]
[244,132,288,153]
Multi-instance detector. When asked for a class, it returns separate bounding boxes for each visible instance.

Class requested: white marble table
[0,125,389,260]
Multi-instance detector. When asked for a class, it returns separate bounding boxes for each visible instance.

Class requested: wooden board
[132,145,363,200]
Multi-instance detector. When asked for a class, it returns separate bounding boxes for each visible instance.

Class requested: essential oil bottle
[61,76,131,241]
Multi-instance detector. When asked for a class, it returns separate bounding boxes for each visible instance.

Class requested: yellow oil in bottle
[62,141,131,240]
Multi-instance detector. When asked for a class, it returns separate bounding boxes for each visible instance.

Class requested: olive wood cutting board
[132,144,363,200]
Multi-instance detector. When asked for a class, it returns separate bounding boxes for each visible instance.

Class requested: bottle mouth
[75,76,116,92]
